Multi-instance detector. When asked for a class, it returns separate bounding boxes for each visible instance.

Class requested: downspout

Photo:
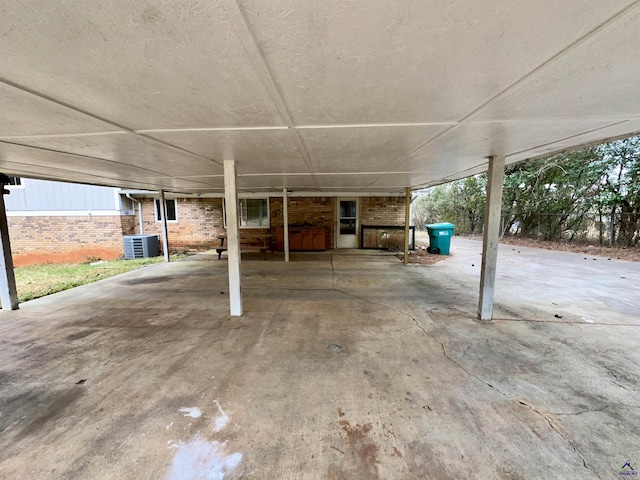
[125,193,144,234]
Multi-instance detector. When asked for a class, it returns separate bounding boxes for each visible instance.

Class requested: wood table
[215,233,274,259]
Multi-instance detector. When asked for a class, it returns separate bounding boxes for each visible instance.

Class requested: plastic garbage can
[425,223,455,255]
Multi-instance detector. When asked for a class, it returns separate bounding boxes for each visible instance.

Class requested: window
[224,198,269,228]
[339,200,357,235]
[155,198,177,221]
[6,176,23,188]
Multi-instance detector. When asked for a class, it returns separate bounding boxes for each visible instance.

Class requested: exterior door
[337,198,359,248]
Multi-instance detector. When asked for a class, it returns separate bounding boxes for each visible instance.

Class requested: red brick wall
[9,215,135,266]
[135,195,405,253]
[6,196,405,266]
[138,198,225,252]
[270,197,336,249]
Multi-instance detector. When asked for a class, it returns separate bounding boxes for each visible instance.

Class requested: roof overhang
[1,0,639,194]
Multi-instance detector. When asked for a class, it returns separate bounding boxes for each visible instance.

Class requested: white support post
[0,190,18,310]
[283,188,290,262]
[404,187,411,264]
[478,155,505,320]
[224,160,243,316]
[159,190,170,263]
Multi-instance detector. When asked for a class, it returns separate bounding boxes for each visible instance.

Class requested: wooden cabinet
[312,230,326,250]
[290,230,302,250]
[276,227,326,251]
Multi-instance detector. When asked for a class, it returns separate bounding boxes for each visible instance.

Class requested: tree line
[412,136,640,247]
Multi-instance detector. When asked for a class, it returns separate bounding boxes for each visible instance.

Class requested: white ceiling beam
[363,0,640,189]
[221,0,319,187]
[0,77,224,166]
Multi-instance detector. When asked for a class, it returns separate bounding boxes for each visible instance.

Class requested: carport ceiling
[0,0,639,194]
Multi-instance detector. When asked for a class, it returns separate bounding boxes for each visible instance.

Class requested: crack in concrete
[516,400,602,479]
[330,253,337,290]
[333,287,600,478]
[611,380,632,391]
[547,407,608,416]
[334,287,511,396]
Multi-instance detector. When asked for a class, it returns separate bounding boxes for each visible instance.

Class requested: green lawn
[10,256,176,304]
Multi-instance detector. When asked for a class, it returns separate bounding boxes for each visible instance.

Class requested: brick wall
[138,198,225,252]
[9,215,135,266]
[6,196,405,266]
[360,196,406,226]
[271,197,336,249]
[359,197,407,249]
[134,195,405,253]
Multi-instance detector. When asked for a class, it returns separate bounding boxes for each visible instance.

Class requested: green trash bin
[425,223,455,255]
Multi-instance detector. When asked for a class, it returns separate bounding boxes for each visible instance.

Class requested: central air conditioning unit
[123,234,160,259]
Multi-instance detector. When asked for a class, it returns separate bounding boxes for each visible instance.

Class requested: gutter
[125,193,144,234]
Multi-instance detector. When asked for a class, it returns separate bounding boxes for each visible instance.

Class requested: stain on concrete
[65,329,98,341]
[213,400,229,432]
[120,275,175,285]
[327,463,350,480]
[391,446,404,458]
[166,438,242,480]
[328,343,346,353]
[404,440,458,479]
[338,420,380,478]
[11,386,85,440]
[179,407,202,418]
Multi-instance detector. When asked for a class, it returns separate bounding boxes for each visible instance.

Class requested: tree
[412,175,486,234]
[501,149,602,241]
[596,137,640,246]
[413,135,640,246]
[412,186,455,230]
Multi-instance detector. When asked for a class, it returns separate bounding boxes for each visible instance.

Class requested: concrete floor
[1,238,639,479]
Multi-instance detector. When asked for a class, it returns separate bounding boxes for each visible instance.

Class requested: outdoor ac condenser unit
[123,234,159,259]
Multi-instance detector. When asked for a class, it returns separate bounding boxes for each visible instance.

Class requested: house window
[6,176,23,188]
[224,198,269,228]
[155,198,177,222]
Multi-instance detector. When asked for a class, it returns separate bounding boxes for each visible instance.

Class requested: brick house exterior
[6,178,407,265]
[9,215,136,266]
[6,178,136,266]
[136,195,406,253]
[138,197,225,252]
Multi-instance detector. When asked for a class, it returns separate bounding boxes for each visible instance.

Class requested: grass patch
[11,256,180,305]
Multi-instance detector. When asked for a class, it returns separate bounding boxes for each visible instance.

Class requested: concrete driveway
[0,239,638,479]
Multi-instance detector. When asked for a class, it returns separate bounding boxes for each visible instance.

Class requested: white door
[336,198,359,249]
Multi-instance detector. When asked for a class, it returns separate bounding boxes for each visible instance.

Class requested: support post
[224,160,243,316]
[159,190,170,263]
[478,155,505,320]
[404,187,411,264]
[0,185,18,310]
[283,188,290,262]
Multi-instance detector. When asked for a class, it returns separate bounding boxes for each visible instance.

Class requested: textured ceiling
[0,0,639,194]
